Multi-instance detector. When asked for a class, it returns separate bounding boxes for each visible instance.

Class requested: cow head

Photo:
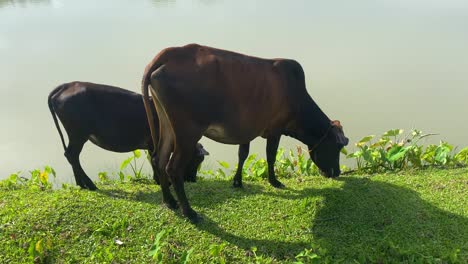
[184,143,210,182]
[308,120,349,178]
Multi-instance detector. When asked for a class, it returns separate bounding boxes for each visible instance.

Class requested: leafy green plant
[93,218,129,238]
[225,146,321,183]
[98,171,109,183]
[0,172,24,190]
[90,245,114,263]
[199,160,232,179]
[249,246,272,264]
[454,147,468,165]
[282,147,321,177]
[293,243,335,264]
[179,248,194,264]
[0,166,57,190]
[28,236,52,263]
[209,242,227,264]
[346,129,466,173]
[148,229,169,263]
[119,150,149,181]
[29,165,56,190]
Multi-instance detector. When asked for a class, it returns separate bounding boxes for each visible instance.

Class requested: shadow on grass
[95,176,467,262]
[307,177,467,261]
[194,214,309,260]
[95,180,266,210]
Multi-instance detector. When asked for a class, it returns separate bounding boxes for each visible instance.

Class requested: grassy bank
[1,168,467,263]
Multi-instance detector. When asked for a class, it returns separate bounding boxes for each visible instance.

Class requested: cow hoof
[79,184,98,191]
[232,177,243,188]
[270,180,285,189]
[232,180,243,188]
[87,185,98,191]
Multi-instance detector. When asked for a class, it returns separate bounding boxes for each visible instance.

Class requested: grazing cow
[142,44,349,222]
[48,82,208,190]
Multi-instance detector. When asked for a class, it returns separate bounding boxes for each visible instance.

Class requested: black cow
[141,44,349,222]
[48,81,208,190]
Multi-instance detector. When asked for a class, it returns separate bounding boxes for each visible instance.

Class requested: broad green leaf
[356,135,375,147]
[44,166,56,178]
[340,147,348,155]
[362,149,374,163]
[383,129,403,137]
[276,148,285,161]
[435,144,451,165]
[133,149,141,158]
[35,239,44,254]
[455,147,468,164]
[120,156,134,171]
[347,150,362,158]
[244,154,257,167]
[370,138,390,149]
[256,165,266,177]
[218,161,230,169]
[388,146,409,162]
[439,141,454,151]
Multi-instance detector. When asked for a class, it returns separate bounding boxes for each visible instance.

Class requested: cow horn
[331,120,343,129]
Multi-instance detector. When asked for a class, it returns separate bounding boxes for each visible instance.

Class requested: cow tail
[48,84,68,151]
[141,53,168,155]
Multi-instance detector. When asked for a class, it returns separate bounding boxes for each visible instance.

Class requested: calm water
[1,0,467,182]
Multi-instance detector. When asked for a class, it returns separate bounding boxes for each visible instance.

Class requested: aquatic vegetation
[346,129,468,174]
[118,149,148,181]
[0,165,55,190]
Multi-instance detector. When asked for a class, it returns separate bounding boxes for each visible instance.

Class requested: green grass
[1,168,467,263]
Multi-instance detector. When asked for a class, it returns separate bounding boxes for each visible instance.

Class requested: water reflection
[150,0,176,8]
[150,0,218,7]
[0,0,50,8]
[1,0,467,182]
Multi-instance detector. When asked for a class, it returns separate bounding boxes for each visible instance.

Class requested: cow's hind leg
[155,138,178,210]
[233,143,250,188]
[149,65,202,222]
[266,135,284,188]
[166,136,201,223]
[64,139,97,190]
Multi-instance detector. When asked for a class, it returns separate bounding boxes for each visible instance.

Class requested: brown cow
[48,82,208,190]
[141,44,349,222]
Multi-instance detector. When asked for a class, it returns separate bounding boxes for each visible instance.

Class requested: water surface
[1,0,467,182]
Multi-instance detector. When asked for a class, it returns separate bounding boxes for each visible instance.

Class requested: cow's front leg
[233,143,250,188]
[266,135,284,188]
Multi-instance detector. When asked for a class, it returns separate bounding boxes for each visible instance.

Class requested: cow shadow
[301,177,467,261]
[95,179,266,209]
[192,176,467,261]
[96,176,467,261]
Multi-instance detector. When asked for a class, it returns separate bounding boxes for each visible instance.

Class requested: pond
[1,0,467,183]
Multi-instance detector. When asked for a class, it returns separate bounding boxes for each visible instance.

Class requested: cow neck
[291,96,331,145]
